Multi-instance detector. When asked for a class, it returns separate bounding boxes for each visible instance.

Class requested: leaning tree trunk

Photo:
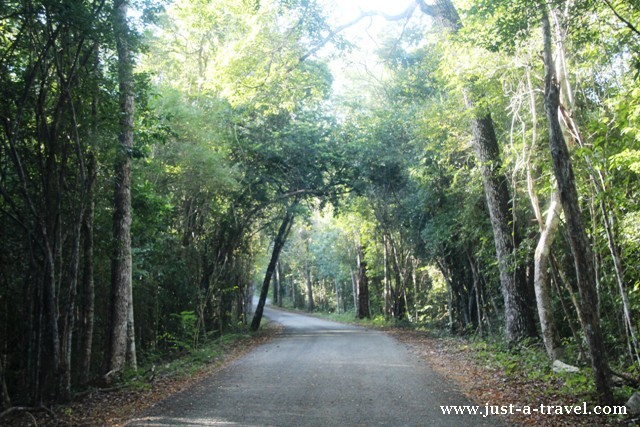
[416,0,537,342]
[540,5,611,403]
[108,0,136,374]
[251,203,296,331]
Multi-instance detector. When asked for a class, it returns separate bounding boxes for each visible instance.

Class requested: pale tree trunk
[272,261,280,306]
[524,66,563,360]
[533,190,563,360]
[383,236,391,319]
[108,0,136,373]
[541,5,611,403]
[416,0,537,342]
[350,265,358,313]
[412,257,419,323]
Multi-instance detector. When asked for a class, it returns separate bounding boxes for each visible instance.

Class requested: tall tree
[540,3,611,403]
[414,0,537,342]
[108,0,137,374]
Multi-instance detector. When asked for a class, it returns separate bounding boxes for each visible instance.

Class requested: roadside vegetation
[2,0,640,424]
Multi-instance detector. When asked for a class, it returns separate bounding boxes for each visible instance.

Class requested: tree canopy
[2,0,640,409]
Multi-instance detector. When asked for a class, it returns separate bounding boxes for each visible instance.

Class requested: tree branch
[299,2,418,63]
[603,0,640,38]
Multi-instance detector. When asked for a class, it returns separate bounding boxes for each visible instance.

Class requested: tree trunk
[58,215,83,402]
[277,263,285,307]
[0,356,10,411]
[533,190,563,360]
[467,252,483,337]
[541,6,611,403]
[356,242,370,319]
[383,236,391,319]
[251,204,296,331]
[468,108,537,341]
[388,234,407,320]
[599,200,640,365]
[78,183,95,383]
[108,0,136,373]
[334,279,341,314]
[272,261,280,306]
[436,259,455,333]
[305,266,315,312]
[77,103,98,387]
[417,0,536,342]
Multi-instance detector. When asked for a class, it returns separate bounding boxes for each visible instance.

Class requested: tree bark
[78,162,95,384]
[58,213,83,401]
[356,242,370,319]
[416,0,537,342]
[467,252,483,337]
[541,5,611,403]
[272,261,280,306]
[599,201,640,365]
[251,204,296,331]
[305,266,315,312]
[334,279,341,314]
[533,190,563,360]
[468,107,537,341]
[108,0,136,373]
[0,356,10,410]
[383,236,391,319]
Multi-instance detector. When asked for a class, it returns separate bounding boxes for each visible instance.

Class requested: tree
[540,2,611,403]
[108,0,137,374]
[252,202,297,330]
[413,0,537,342]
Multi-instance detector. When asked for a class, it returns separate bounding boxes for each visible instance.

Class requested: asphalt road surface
[127,305,501,426]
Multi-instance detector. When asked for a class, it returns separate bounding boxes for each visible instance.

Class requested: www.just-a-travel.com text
[440,403,627,417]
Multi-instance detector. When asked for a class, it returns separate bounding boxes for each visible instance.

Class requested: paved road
[127,306,500,426]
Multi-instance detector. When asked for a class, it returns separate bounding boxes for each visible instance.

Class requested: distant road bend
[128,305,500,426]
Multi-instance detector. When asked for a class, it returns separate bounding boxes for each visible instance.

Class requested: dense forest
[1,0,640,410]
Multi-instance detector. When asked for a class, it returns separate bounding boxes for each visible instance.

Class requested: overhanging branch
[299,2,419,63]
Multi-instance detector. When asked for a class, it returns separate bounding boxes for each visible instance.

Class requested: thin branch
[603,0,640,37]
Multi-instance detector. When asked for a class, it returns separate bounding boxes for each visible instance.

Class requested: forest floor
[1,318,631,426]
[0,328,278,427]
[389,329,629,426]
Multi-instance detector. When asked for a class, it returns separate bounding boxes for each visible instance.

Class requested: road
[127,305,501,426]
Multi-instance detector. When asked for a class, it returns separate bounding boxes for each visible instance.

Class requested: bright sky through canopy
[321,0,418,97]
